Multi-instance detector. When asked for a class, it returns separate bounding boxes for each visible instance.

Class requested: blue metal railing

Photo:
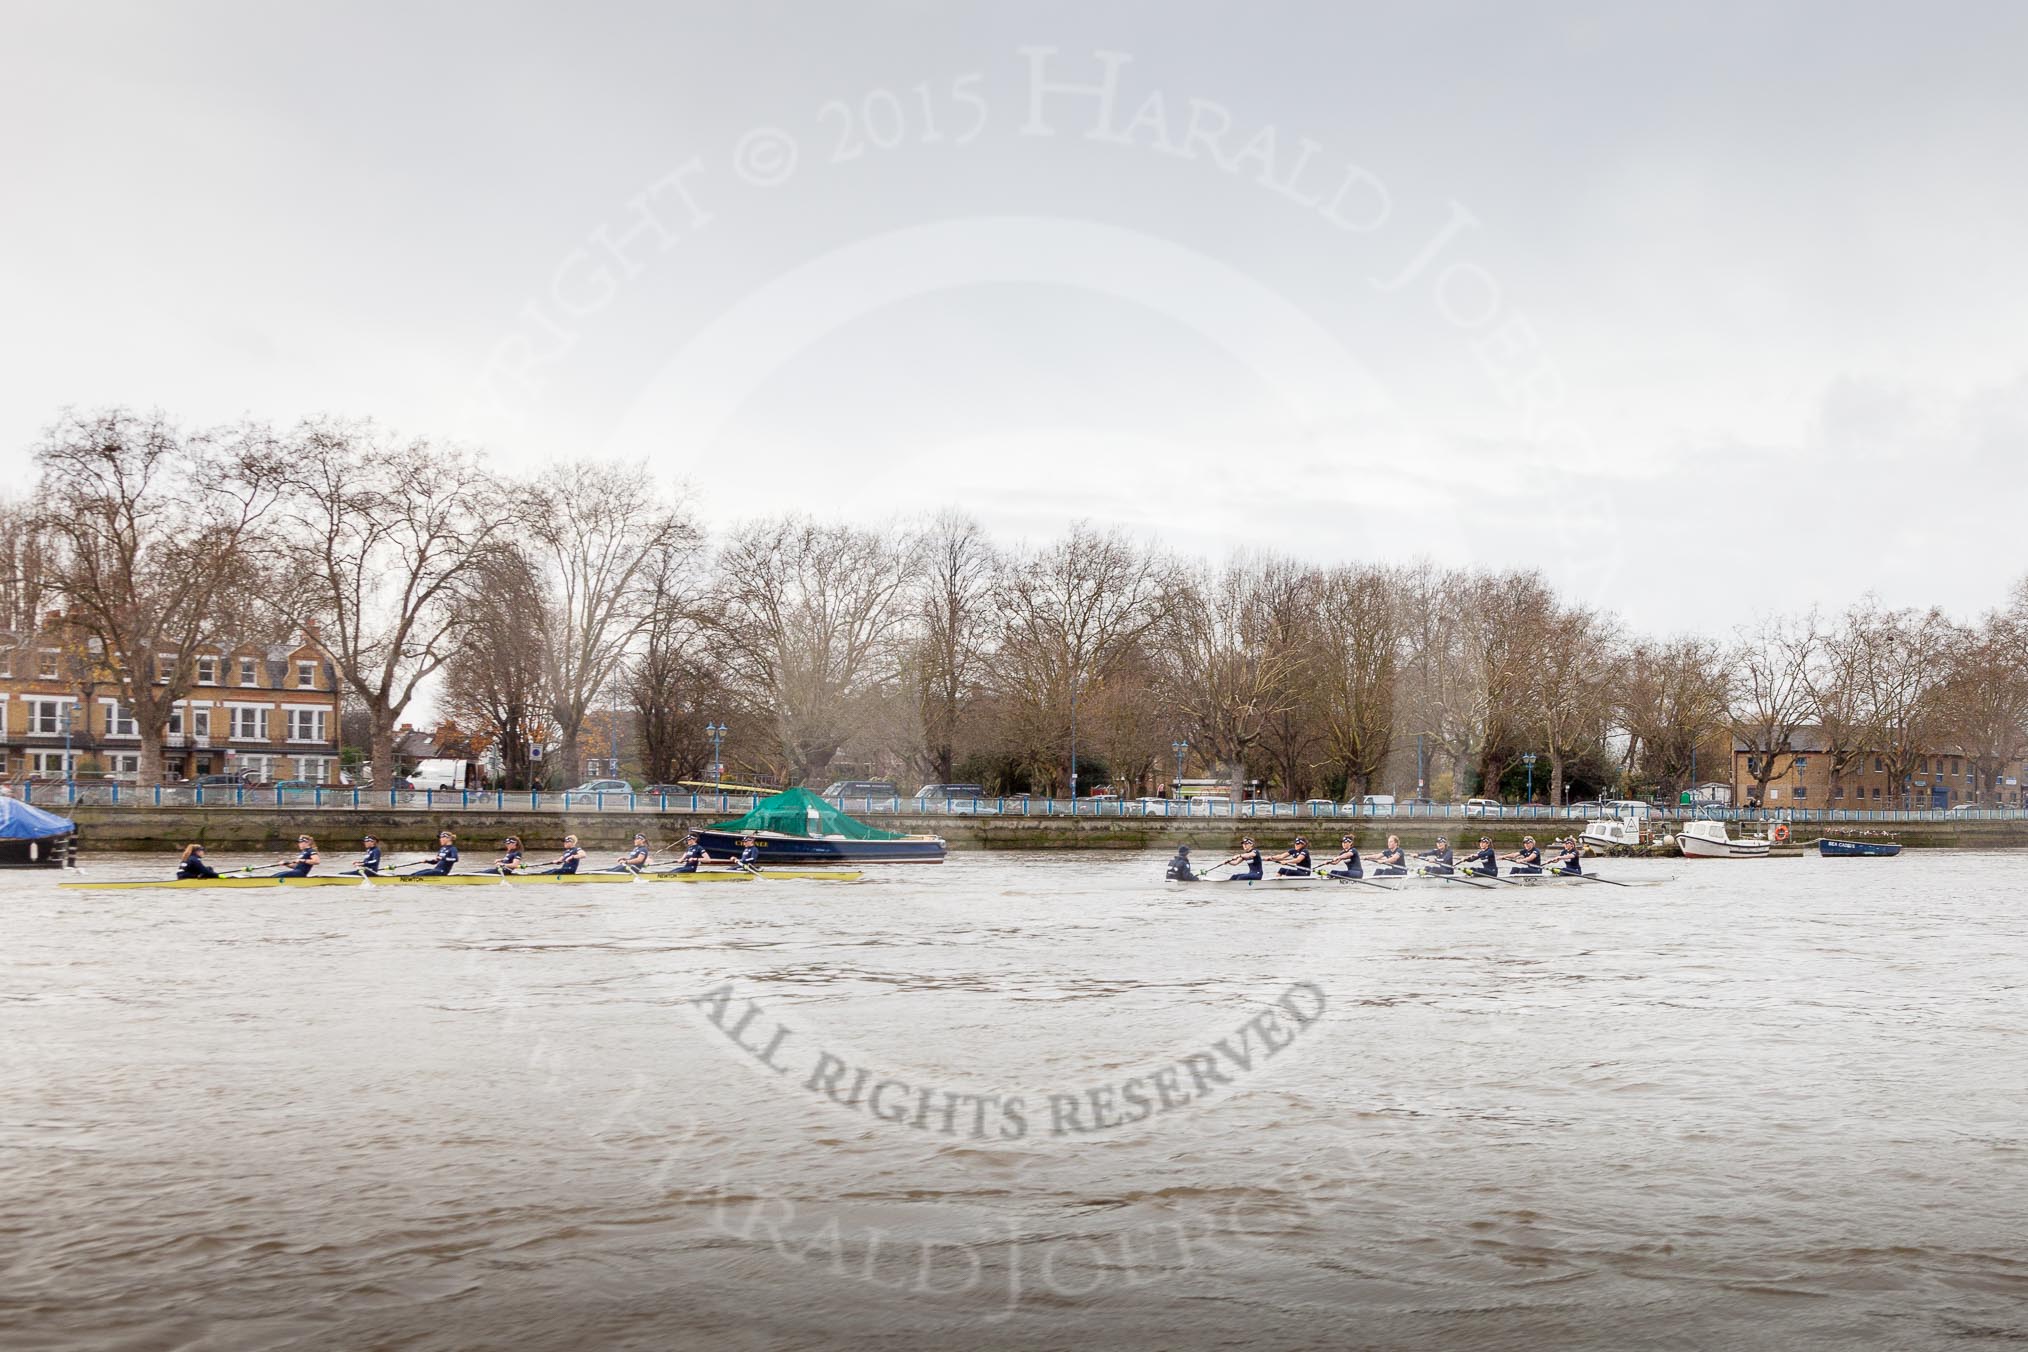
[15,779,2027,824]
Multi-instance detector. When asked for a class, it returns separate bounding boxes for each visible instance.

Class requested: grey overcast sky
[5,0,2027,635]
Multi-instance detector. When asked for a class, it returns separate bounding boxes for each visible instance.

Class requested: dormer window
[238,657,258,686]
[197,657,218,685]
[295,660,316,689]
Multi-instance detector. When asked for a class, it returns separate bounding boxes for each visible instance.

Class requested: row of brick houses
[1733,728,2026,810]
[0,630,342,784]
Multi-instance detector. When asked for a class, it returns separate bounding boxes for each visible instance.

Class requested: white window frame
[104,752,141,780]
[283,705,329,743]
[39,650,61,680]
[98,697,139,739]
[293,756,333,784]
[26,697,74,735]
[234,753,274,781]
[197,656,218,685]
[27,750,76,776]
[238,656,259,686]
[227,705,269,741]
[295,660,317,689]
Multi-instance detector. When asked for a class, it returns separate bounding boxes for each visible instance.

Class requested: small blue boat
[1818,838,1901,858]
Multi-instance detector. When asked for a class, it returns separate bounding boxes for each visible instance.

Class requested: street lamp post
[1521,751,1538,804]
[1172,740,1188,791]
[705,723,727,788]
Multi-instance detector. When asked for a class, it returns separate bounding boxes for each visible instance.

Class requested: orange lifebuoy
[1772,823,1791,843]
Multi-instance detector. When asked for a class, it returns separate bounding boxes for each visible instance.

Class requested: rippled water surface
[6,851,2028,1350]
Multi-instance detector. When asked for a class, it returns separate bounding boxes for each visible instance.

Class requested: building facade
[1732,730,2025,810]
[0,632,342,784]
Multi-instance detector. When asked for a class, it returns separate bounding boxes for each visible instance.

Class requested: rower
[1321,834,1363,880]
[1504,835,1544,875]
[1416,836,1455,875]
[1461,836,1499,878]
[667,832,706,874]
[1549,836,1584,875]
[406,831,459,877]
[530,835,586,876]
[1217,836,1264,881]
[611,833,653,873]
[1164,843,1197,882]
[343,835,384,877]
[177,843,218,880]
[489,836,524,875]
[1268,837,1313,877]
[273,834,320,879]
[1372,835,1408,876]
[734,833,763,872]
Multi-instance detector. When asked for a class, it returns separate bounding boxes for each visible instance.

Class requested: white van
[1349,795,1396,813]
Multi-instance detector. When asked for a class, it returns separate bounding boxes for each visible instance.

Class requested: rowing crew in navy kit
[173,830,767,880]
[1165,832,1584,881]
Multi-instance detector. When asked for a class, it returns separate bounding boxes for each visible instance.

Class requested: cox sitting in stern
[177,843,218,880]
[1164,843,1196,881]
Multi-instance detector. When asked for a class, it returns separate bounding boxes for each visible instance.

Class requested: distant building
[0,627,342,783]
[1732,729,2024,809]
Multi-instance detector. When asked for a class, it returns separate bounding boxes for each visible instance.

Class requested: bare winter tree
[440,546,552,789]
[1616,636,1729,799]
[704,517,916,783]
[1726,613,1819,808]
[1844,601,1957,807]
[628,546,721,785]
[1156,555,1312,799]
[908,511,997,784]
[1451,570,1556,799]
[34,410,281,783]
[1524,603,1621,806]
[270,420,513,786]
[994,523,1174,796]
[522,461,697,785]
[1315,564,1405,799]
[1938,590,2028,805]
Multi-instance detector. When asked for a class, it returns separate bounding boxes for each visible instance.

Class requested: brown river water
[5,851,2027,1350]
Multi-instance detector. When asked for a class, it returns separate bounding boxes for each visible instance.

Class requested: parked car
[1347,794,1397,813]
[822,780,900,799]
[1189,795,1235,812]
[1134,796,1174,814]
[641,783,689,796]
[1300,798,1338,813]
[1947,802,1998,814]
[1463,798,1503,817]
[196,773,256,791]
[569,779,632,794]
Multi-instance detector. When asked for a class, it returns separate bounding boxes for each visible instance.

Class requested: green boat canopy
[710,787,910,840]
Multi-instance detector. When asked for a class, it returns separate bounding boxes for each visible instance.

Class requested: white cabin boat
[1677,819,1771,859]
[1580,814,1646,853]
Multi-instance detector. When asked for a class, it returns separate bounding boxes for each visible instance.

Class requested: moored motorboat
[698,787,945,864]
[1677,819,1771,859]
[0,797,77,868]
[1817,838,1901,858]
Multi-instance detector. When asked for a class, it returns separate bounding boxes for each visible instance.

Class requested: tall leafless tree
[440,545,552,789]
[993,523,1174,796]
[1726,613,1819,807]
[270,420,513,786]
[908,511,997,784]
[704,517,916,783]
[523,460,697,784]
[34,409,281,783]
[1314,564,1404,799]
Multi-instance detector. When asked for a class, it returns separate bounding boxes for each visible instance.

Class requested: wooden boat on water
[1817,838,1902,858]
[697,787,946,864]
[59,867,861,891]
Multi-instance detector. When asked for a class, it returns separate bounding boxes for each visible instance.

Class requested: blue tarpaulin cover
[0,797,75,839]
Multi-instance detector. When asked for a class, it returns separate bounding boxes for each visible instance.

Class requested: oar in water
[1552,870,1628,887]
[1300,864,1394,892]
[1418,866,1492,889]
